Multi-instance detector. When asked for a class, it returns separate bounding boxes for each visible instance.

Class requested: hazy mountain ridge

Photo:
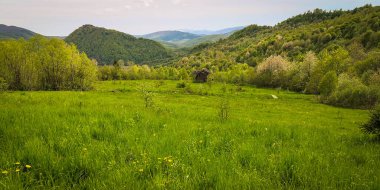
[141,31,201,42]
[181,26,246,35]
[141,26,243,49]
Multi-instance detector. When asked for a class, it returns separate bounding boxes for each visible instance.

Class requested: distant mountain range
[0,24,38,39]
[180,26,246,35]
[141,31,200,42]
[139,26,244,48]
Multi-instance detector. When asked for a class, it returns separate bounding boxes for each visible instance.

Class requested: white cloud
[140,0,154,7]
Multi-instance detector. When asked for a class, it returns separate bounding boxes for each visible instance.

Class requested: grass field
[0,80,379,189]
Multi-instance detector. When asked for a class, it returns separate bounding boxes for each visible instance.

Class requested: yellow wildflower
[168,159,173,163]
[138,168,144,172]
[25,165,32,169]
[15,169,20,172]
[15,162,20,165]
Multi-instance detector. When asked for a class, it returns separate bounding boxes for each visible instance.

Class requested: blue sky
[1,0,379,36]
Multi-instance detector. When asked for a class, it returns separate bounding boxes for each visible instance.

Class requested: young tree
[361,105,380,138]
[255,55,290,87]
[318,71,338,97]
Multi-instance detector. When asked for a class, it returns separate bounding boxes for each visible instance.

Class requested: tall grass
[0,80,379,189]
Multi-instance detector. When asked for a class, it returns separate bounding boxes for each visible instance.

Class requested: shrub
[361,105,380,138]
[176,82,186,88]
[218,96,230,122]
[140,86,154,108]
[327,74,378,108]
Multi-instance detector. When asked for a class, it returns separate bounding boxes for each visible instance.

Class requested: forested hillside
[171,5,380,108]
[0,24,37,39]
[65,25,171,65]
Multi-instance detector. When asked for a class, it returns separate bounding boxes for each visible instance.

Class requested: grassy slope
[0,81,379,189]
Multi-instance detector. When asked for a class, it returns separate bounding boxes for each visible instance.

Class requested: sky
[1,0,380,36]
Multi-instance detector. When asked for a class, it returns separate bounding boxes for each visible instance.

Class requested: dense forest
[65,25,171,65]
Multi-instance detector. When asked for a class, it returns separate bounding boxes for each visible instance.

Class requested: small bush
[327,74,378,108]
[218,96,230,122]
[361,106,380,138]
[140,86,154,108]
[176,82,186,88]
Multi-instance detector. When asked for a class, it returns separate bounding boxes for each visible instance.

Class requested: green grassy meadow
[0,80,379,189]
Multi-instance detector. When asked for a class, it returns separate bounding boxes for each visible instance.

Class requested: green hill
[65,25,171,65]
[0,24,38,39]
[183,5,380,66]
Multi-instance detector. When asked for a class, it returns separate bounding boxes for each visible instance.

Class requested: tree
[361,105,380,138]
[318,71,337,97]
[255,55,290,87]
[301,51,318,80]
[319,46,351,75]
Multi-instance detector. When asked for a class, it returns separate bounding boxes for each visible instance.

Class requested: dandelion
[15,162,20,165]
[2,170,8,174]
[15,169,20,172]
[25,165,32,169]
[168,159,173,163]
